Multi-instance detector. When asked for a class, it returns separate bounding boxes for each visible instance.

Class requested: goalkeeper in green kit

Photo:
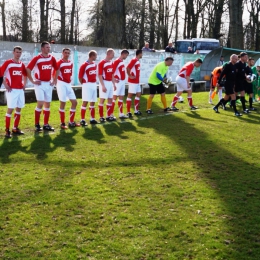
[146,57,174,114]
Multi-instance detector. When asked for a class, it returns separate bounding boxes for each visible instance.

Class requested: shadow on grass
[26,129,78,160]
[82,124,107,144]
[135,95,260,259]
[0,136,28,163]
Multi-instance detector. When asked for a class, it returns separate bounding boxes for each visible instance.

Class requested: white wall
[0,41,201,88]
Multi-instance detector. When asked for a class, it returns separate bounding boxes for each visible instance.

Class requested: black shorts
[235,81,245,92]
[224,82,235,95]
[149,83,165,94]
[245,83,253,94]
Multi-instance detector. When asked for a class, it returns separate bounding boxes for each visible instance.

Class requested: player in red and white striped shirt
[98,48,117,123]
[1,46,27,138]
[170,59,203,111]
[54,48,80,129]
[110,49,129,119]
[126,49,143,117]
[78,50,98,125]
[26,41,57,132]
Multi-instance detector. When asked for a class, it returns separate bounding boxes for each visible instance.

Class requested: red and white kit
[176,62,194,91]
[113,58,126,96]
[79,61,97,102]
[1,59,27,109]
[27,54,57,102]
[56,59,76,102]
[127,57,141,94]
[98,59,114,99]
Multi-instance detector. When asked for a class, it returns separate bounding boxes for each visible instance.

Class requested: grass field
[0,92,260,260]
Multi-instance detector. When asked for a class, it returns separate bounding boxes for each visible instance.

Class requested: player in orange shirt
[209,66,223,104]
[1,46,27,138]
[54,48,80,129]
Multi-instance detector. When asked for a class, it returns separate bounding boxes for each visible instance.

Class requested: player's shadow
[52,129,78,152]
[0,136,28,163]
[27,132,54,160]
[82,125,107,144]
[136,95,260,257]
[102,121,145,139]
[185,110,220,122]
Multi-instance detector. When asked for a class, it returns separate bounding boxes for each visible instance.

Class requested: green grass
[1,93,260,259]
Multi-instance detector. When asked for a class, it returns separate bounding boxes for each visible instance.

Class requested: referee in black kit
[213,54,242,116]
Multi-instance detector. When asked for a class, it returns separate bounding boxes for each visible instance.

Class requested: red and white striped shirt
[127,58,140,84]
[27,54,57,81]
[78,61,97,83]
[56,59,73,83]
[178,62,194,78]
[113,58,126,80]
[98,59,114,81]
[1,59,27,89]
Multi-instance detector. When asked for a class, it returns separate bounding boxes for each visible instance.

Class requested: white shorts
[34,81,53,102]
[82,82,97,102]
[176,75,189,92]
[56,80,76,102]
[128,83,141,94]
[99,80,113,99]
[114,80,125,96]
[6,89,25,109]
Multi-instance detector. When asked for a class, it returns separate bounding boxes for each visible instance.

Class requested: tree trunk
[69,0,76,44]
[148,0,155,48]
[60,0,66,43]
[139,0,145,49]
[39,0,48,41]
[212,0,224,39]
[22,0,29,42]
[0,0,6,40]
[229,0,244,49]
[174,0,179,42]
[102,0,126,48]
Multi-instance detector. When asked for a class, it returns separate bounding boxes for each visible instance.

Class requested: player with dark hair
[234,52,250,114]
[98,48,116,123]
[126,49,143,117]
[79,50,98,125]
[2,46,27,138]
[26,41,57,131]
[54,48,80,129]
[170,58,203,110]
[146,57,174,114]
[213,54,242,116]
[110,49,129,119]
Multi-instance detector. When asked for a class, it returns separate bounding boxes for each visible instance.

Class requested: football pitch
[0,93,260,259]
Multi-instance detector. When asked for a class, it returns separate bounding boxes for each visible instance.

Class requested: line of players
[210,52,258,116]
[2,41,204,138]
[0,42,145,138]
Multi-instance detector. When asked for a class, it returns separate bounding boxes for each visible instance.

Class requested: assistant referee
[146,57,174,114]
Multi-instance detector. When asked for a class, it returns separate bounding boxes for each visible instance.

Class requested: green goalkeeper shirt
[148,61,169,85]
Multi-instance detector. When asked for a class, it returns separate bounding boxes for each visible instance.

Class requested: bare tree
[228,0,244,49]
[39,0,50,41]
[102,0,126,48]
[0,0,7,40]
[69,0,76,44]
[60,0,66,43]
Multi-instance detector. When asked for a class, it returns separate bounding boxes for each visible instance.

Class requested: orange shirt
[211,66,222,86]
